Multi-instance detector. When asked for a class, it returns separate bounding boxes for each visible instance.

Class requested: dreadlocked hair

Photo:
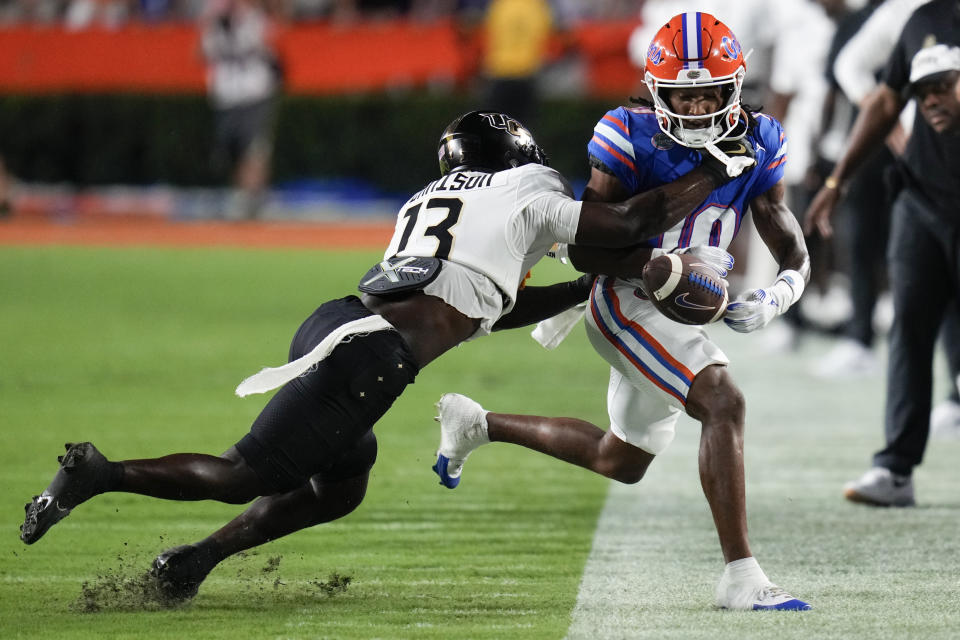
[628,95,655,108]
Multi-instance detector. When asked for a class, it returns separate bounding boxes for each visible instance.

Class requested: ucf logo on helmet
[478,112,525,136]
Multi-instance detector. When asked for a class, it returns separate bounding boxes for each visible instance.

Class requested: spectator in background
[817,0,933,375]
[13,0,67,23]
[808,0,892,379]
[806,1,960,506]
[814,0,960,440]
[201,0,283,220]
[480,0,554,129]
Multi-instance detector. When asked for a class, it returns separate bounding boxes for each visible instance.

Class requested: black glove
[698,137,757,186]
[565,273,597,304]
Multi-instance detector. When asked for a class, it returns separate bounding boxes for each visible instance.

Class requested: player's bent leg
[118,446,267,504]
[472,399,655,484]
[151,472,370,605]
[433,393,491,488]
[22,443,269,545]
[20,442,122,545]
[578,428,654,484]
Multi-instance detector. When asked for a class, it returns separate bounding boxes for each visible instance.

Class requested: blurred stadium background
[0,0,642,224]
[3,1,960,638]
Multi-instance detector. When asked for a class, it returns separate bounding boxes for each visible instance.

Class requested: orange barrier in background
[0,20,638,96]
[0,25,205,93]
[0,216,395,250]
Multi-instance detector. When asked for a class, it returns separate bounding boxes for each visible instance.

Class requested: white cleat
[432,393,490,489]
[843,467,915,507]
[716,578,812,611]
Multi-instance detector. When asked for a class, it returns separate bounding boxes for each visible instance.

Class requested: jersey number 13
[395,197,464,260]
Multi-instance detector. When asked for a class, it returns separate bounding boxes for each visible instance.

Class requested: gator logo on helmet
[647,42,666,66]
[721,35,742,61]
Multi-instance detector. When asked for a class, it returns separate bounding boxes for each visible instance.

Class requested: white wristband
[770,269,805,315]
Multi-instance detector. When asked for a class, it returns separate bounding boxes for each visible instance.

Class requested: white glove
[724,270,805,334]
[651,246,734,278]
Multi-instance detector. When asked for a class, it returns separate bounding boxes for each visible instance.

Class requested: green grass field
[1,246,959,639]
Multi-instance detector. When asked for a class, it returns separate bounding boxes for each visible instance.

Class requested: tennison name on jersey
[408,172,496,203]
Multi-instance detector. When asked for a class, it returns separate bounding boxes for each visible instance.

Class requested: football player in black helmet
[438,111,548,175]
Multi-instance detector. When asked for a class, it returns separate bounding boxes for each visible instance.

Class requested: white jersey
[383,164,582,335]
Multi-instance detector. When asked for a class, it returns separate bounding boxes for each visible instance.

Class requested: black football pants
[875,189,960,475]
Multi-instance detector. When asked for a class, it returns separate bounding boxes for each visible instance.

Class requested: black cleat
[20,442,113,545]
[149,545,214,605]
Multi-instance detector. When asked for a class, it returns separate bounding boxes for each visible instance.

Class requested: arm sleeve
[586,107,641,194]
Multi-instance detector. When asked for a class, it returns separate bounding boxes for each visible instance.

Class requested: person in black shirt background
[806,0,960,507]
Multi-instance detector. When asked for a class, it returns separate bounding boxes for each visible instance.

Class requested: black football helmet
[438,111,549,176]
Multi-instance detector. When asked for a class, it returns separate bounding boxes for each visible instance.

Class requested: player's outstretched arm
[567,244,655,278]
[492,275,594,331]
[568,244,733,280]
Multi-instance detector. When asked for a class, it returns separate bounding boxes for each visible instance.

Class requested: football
[641,253,728,325]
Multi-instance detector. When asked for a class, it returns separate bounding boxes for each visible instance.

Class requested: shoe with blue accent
[432,393,489,489]
[747,584,811,611]
[717,579,811,611]
[716,558,811,611]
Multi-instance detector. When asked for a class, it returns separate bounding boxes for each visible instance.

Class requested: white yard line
[563,428,717,638]
[564,481,647,640]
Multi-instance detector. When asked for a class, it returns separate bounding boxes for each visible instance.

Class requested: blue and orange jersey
[587,105,787,252]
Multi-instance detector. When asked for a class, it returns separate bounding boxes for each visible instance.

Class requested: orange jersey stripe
[590,135,636,172]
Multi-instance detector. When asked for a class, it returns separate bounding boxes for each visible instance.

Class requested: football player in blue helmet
[431,13,812,612]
